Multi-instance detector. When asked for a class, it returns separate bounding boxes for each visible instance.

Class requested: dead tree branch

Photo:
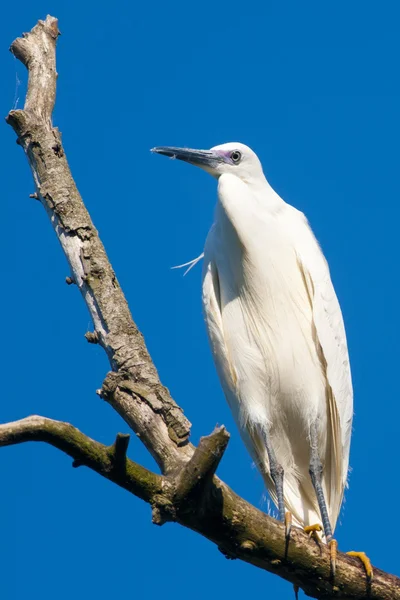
[4,15,400,600]
[6,15,192,475]
[0,416,162,502]
[0,414,398,600]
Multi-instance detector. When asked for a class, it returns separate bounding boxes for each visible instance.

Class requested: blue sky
[1,1,399,598]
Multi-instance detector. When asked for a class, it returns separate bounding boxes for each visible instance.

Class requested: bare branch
[1,416,399,599]
[10,17,58,124]
[0,416,163,503]
[5,14,192,474]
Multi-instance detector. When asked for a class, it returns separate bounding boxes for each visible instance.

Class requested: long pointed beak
[151,146,224,168]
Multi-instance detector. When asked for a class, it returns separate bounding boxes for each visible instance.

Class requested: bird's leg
[308,424,373,580]
[308,422,337,575]
[262,431,291,540]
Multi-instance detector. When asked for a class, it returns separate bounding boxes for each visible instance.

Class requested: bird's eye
[230,150,242,164]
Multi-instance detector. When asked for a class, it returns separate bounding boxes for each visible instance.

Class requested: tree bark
[5,15,400,600]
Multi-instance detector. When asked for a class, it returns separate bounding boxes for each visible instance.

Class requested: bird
[152,142,371,579]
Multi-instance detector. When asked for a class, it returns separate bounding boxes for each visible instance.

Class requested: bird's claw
[304,523,322,541]
[303,526,337,578]
[347,551,373,581]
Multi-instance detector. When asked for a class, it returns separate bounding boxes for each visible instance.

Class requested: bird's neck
[251,174,286,209]
[214,174,287,253]
[218,173,286,216]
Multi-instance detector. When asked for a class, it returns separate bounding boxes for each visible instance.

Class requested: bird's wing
[296,216,353,529]
[202,250,275,497]
[202,251,239,411]
[203,244,327,530]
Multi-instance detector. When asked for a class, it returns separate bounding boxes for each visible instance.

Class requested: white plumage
[153,142,353,539]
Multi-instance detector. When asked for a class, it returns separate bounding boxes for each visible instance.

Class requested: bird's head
[151,142,265,185]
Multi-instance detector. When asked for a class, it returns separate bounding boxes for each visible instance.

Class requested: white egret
[152,142,371,578]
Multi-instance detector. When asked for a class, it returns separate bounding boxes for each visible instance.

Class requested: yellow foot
[304,523,323,541]
[285,511,292,540]
[347,551,373,581]
[303,526,336,577]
